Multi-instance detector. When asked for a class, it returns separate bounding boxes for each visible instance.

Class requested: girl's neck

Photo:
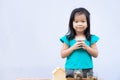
[75,32,86,39]
[75,34,86,39]
[76,32,84,36]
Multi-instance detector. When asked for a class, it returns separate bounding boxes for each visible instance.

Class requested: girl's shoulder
[60,35,70,45]
[91,34,99,38]
[60,35,69,40]
[90,34,100,44]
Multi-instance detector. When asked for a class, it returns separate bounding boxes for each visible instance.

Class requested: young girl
[60,7,99,78]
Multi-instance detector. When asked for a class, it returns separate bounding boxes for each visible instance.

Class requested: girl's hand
[80,41,88,50]
[71,41,88,50]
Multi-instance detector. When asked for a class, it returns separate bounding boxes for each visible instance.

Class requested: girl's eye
[74,21,86,23]
[74,21,79,23]
[82,21,86,22]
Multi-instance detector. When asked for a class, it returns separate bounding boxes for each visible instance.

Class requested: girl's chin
[76,31,84,33]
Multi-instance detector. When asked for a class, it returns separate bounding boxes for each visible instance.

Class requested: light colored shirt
[60,35,99,69]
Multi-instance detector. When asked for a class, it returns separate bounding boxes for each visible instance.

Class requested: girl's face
[73,13,87,34]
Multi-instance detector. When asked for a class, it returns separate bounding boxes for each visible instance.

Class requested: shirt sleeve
[60,35,69,46]
[91,35,100,45]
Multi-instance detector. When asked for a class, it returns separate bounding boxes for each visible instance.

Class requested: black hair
[66,7,91,41]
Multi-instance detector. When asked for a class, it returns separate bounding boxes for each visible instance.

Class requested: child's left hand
[78,41,89,50]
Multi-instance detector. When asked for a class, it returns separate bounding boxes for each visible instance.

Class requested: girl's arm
[84,43,98,58]
[60,43,74,58]
[61,42,82,58]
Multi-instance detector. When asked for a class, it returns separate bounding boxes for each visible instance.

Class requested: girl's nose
[77,22,82,26]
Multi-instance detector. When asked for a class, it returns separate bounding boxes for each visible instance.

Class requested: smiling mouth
[77,27,84,29]
[76,26,84,28]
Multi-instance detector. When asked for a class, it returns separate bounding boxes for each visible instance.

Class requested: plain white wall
[0,0,120,80]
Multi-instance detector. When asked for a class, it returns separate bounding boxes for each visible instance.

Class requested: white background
[0,0,120,80]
